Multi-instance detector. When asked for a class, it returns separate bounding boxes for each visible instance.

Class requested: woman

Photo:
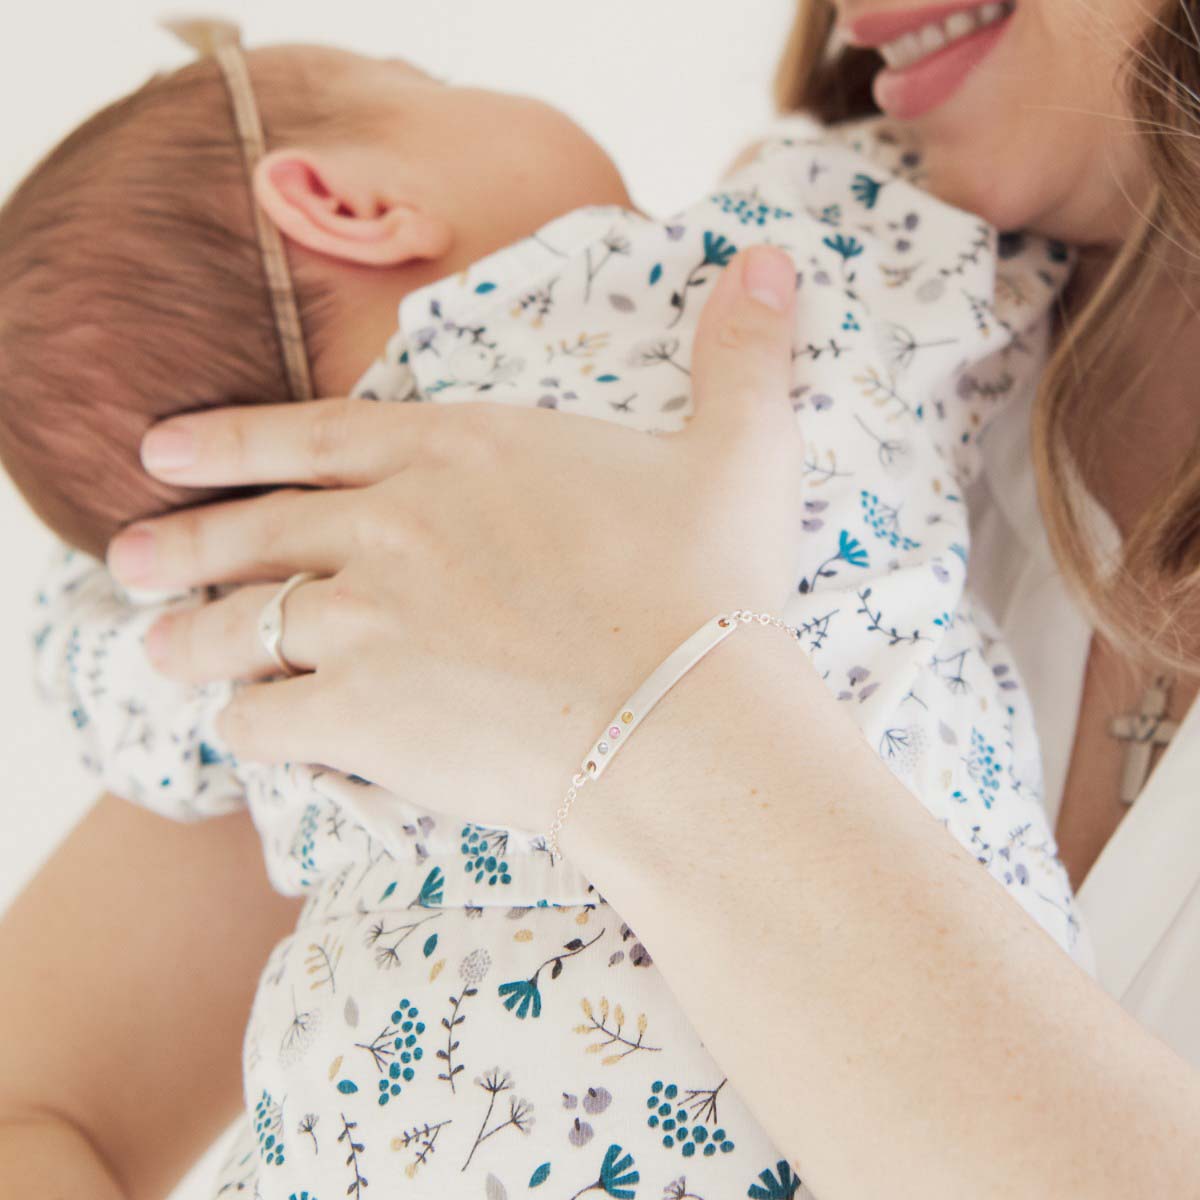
[3,2,1200,1197]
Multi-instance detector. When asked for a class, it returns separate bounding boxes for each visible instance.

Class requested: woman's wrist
[550,610,1200,1200]
[553,613,827,876]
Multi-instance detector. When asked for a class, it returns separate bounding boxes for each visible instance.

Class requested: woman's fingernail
[742,245,795,313]
[141,425,195,474]
[108,528,155,584]
[144,617,170,667]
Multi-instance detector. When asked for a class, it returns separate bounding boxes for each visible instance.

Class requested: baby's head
[0,42,629,558]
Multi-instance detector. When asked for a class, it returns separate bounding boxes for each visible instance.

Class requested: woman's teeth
[879,1,1014,70]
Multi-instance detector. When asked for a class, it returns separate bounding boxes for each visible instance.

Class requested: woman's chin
[922,146,1137,246]
[918,147,1044,234]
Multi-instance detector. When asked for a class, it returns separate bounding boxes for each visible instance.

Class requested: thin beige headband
[162,17,315,404]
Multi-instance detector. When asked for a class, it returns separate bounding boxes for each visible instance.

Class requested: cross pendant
[1108,674,1179,805]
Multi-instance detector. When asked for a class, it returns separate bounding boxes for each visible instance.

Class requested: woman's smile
[842,0,1017,120]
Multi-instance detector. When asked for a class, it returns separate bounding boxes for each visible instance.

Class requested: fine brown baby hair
[0,26,366,559]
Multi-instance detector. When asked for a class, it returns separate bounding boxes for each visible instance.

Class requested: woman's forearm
[557,623,1200,1199]
[0,796,304,1200]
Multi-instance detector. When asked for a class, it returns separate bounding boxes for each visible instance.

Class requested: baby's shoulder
[727,112,1072,303]
[728,112,931,202]
[717,113,991,275]
[751,111,926,178]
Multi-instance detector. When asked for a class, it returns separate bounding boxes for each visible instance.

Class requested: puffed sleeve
[31,540,245,820]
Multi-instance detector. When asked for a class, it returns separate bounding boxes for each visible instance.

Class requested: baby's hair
[0,47,363,558]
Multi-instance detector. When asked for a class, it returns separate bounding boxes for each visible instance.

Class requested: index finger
[139,395,430,489]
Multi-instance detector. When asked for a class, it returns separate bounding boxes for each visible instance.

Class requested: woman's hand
[107,246,802,831]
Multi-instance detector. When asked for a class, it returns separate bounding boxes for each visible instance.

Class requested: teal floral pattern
[31,114,1092,1200]
[461,825,514,887]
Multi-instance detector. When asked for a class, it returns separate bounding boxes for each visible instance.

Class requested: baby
[6,37,1089,1200]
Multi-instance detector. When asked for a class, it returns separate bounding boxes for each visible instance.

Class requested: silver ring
[257,571,317,677]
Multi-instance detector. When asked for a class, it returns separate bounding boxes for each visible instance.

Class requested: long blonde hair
[775,1,1200,675]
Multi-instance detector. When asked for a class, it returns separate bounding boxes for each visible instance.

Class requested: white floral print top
[32,115,1092,1200]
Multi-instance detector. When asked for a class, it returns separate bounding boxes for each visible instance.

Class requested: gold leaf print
[580,998,594,1019]
[305,936,343,992]
[575,994,662,1060]
[575,911,590,925]
[514,929,534,942]
[805,446,840,487]
[430,958,446,982]
[550,332,609,361]
[995,273,1028,309]
[328,1054,343,1081]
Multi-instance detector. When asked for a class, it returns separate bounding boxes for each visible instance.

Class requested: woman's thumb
[689,244,799,454]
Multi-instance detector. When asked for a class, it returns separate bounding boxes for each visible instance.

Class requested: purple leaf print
[583,1087,612,1115]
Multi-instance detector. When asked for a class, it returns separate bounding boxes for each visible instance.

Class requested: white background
[0,1,794,1193]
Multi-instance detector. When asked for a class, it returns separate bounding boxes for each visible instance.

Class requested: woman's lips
[870,10,1014,120]
[845,0,1004,46]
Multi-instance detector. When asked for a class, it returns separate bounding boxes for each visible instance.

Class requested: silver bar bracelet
[543,609,803,858]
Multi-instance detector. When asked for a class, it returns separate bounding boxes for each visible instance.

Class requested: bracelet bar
[579,613,741,782]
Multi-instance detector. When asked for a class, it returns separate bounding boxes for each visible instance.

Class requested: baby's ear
[253,149,454,267]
